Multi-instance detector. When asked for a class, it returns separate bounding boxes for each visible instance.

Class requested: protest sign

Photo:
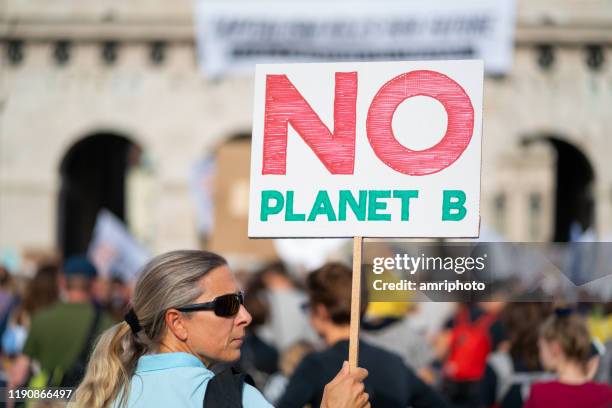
[249,60,483,238]
[88,209,149,283]
[249,60,483,367]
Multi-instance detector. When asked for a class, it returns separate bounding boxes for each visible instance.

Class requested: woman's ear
[165,309,189,341]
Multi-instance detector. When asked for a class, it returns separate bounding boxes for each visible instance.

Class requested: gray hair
[134,249,227,345]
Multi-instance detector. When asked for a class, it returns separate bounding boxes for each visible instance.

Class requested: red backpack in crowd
[443,306,497,381]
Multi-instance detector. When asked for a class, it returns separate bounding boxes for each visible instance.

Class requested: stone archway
[58,132,142,257]
[523,135,595,242]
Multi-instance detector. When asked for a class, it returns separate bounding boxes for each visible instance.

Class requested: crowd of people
[0,250,610,407]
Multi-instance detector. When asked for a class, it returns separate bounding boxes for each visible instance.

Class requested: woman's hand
[321,361,370,408]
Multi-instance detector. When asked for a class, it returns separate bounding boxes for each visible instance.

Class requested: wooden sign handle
[348,236,363,370]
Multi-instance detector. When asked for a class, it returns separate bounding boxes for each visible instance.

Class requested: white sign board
[248,60,483,238]
[196,0,515,77]
[88,209,150,282]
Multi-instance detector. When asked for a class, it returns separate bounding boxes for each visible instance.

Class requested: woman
[2,263,59,355]
[523,310,612,408]
[480,302,553,408]
[74,250,369,408]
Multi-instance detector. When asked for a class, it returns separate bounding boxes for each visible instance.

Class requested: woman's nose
[236,304,252,326]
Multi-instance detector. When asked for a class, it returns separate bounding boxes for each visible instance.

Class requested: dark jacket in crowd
[480,355,552,408]
[239,332,279,388]
[277,339,449,408]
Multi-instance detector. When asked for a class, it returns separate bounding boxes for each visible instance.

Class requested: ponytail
[72,322,145,408]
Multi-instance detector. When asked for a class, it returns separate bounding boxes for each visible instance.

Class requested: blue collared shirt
[112,352,273,407]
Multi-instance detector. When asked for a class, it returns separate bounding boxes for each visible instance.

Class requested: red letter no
[262,72,358,175]
[366,70,474,176]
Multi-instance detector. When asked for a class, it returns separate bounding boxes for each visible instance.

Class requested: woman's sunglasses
[176,292,244,317]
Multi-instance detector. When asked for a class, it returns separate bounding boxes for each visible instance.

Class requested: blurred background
[1,1,611,406]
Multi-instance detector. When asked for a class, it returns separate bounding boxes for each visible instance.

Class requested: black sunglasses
[176,292,244,317]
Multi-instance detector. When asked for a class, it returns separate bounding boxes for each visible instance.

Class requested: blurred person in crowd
[239,268,280,388]
[255,261,319,352]
[480,302,553,408]
[91,276,112,310]
[592,336,610,387]
[264,340,315,405]
[435,300,506,408]
[588,302,612,384]
[524,309,612,408]
[0,264,18,393]
[409,301,456,344]
[1,264,60,356]
[106,276,131,322]
[0,265,19,348]
[277,262,449,408]
[8,256,114,389]
[587,302,612,344]
[361,302,435,383]
[74,250,370,408]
